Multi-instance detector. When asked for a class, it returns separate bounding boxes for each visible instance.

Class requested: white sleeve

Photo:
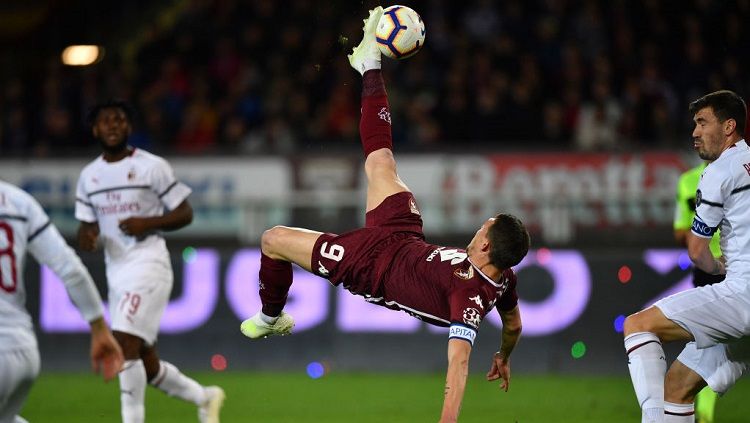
[25,198,104,322]
[150,158,191,210]
[692,166,727,238]
[75,171,97,222]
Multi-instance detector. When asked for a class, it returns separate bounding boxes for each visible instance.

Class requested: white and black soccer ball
[375,5,426,60]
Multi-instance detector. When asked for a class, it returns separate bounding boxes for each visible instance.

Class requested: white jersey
[75,149,191,280]
[0,181,103,351]
[692,139,750,276]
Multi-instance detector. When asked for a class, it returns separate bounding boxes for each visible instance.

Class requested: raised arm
[486,305,522,391]
[439,338,472,423]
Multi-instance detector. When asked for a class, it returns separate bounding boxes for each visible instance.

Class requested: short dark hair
[688,90,747,136]
[86,99,135,128]
[487,213,530,269]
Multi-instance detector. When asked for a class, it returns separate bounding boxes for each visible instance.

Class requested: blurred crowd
[1,0,749,157]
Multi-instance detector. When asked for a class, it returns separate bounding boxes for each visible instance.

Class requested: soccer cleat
[348,6,384,75]
[198,386,225,423]
[240,311,295,339]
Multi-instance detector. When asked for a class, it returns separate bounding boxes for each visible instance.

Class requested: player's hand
[78,223,100,251]
[89,319,124,382]
[486,352,511,392]
[118,217,151,237]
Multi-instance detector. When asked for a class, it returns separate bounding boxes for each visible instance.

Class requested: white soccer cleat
[198,386,225,423]
[240,311,295,339]
[348,6,384,75]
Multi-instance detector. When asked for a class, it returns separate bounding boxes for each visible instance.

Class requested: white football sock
[260,311,279,325]
[119,359,147,423]
[625,332,667,423]
[664,402,694,423]
[149,360,207,405]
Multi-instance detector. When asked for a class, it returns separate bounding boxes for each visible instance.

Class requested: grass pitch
[22,372,750,422]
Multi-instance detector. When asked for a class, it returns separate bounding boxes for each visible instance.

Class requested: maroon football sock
[259,252,293,317]
[360,70,393,157]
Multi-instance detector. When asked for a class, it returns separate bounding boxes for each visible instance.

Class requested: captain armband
[449,324,477,346]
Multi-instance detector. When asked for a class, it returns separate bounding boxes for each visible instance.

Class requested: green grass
[21,372,750,422]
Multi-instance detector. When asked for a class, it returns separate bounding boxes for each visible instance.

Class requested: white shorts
[108,264,173,345]
[677,340,750,395]
[0,347,40,423]
[655,277,750,348]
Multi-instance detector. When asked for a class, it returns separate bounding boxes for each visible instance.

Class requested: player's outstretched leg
[348,6,410,213]
[241,226,322,339]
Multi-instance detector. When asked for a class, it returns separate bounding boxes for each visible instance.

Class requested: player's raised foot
[348,6,384,75]
[198,386,225,423]
[240,311,295,339]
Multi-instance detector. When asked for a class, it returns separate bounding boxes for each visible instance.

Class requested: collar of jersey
[468,258,503,288]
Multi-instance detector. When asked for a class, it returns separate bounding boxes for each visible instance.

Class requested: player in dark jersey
[240,7,530,422]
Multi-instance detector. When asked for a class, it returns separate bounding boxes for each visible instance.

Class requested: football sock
[625,332,666,423]
[119,359,147,423]
[259,252,293,317]
[664,401,694,422]
[149,360,207,406]
[260,311,279,325]
[360,70,392,157]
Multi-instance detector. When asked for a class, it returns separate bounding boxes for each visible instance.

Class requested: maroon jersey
[311,192,518,345]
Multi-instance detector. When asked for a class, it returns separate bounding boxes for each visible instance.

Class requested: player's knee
[623,312,653,336]
[365,149,397,178]
[261,226,291,256]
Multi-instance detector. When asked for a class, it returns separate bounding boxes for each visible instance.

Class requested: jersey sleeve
[150,158,192,210]
[692,166,727,238]
[496,273,519,312]
[447,286,487,346]
[25,195,104,322]
[74,171,97,222]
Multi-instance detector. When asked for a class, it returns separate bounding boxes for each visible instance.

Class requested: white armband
[449,324,477,346]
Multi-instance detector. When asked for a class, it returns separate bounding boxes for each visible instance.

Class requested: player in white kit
[75,100,224,423]
[0,180,124,423]
[623,90,750,423]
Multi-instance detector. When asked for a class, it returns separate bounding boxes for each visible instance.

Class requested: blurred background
[2,0,750,380]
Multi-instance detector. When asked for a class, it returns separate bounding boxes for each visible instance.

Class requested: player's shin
[625,332,667,423]
[149,360,206,405]
[259,252,293,318]
[359,70,393,157]
[119,359,147,423]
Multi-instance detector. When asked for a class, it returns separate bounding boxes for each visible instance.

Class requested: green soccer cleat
[198,386,225,423]
[240,311,295,339]
[348,6,384,75]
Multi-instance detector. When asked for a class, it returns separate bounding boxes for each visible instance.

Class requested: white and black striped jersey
[692,139,750,275]
[0,181,103,350]
[75,149,191,273]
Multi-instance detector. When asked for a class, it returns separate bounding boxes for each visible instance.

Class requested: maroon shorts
[310,191,423,296]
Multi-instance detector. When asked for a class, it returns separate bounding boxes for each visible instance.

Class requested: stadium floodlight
[61,45,104,66]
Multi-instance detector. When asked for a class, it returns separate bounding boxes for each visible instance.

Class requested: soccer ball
[375,5,425,60]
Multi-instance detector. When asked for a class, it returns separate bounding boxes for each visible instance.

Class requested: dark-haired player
[75,100,224,423]
[625,90,750,423]
[241,7,530,423]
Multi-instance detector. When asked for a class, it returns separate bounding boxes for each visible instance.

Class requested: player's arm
[118,199,193,236]
[439,338,472,423]
[28,211,123,380]
[487,305,521,391]
[687,232,725,275]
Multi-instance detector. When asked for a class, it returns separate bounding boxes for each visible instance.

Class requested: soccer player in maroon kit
[241,7,530,422]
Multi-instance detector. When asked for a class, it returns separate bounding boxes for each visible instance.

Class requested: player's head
[689,90,747,161]
[467,213,530,270]
[87,99,134,154]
